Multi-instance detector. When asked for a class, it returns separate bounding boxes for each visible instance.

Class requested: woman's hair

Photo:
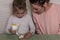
[39,0,50,6]
[29,0,50,6]
[13,0,26,12]
[29,0,39,4]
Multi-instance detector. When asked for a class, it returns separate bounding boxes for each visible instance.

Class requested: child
[6,0,35,39]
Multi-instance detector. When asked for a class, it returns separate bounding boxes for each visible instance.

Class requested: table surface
[0,34,60,40]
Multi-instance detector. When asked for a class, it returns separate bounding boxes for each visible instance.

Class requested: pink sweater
[33,4,60,34]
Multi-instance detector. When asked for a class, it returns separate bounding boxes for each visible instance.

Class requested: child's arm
[28,15,35,34]
[5,16,12,34]
[24,15,35,39]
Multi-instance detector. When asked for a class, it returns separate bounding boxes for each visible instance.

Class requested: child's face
[14,7,26,18]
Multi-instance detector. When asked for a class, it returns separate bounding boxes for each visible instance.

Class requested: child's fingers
[9,30,16,34]
[24,32,32,39]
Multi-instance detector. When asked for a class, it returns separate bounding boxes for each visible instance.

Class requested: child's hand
[11,30,16,34]
[24,32,32,39]
[9,29,16,34]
